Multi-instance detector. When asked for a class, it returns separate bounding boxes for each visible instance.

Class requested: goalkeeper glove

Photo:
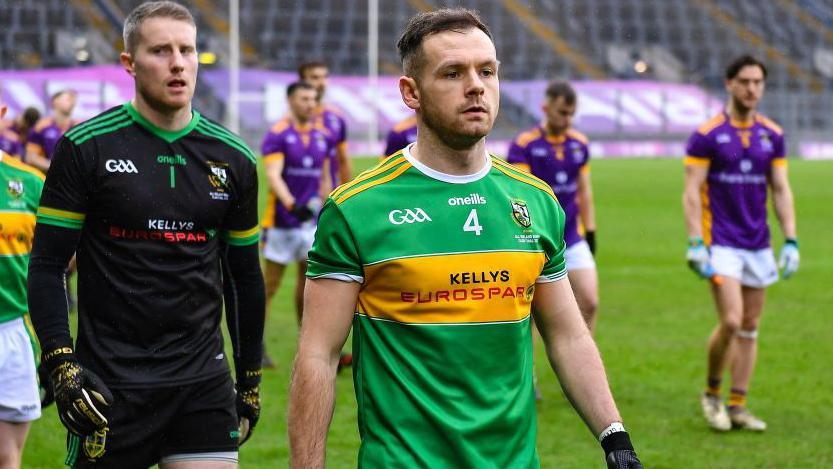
[38,361,54,407]
[289,204,315,222]
[686,237,714,279]
[778,238,800,279]
[585,230,596,255]
[600,425,643,469]
[235,366,262,445]
[43,347,113,436]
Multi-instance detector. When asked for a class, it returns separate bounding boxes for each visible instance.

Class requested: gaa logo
[388,208,432,225]
[105,159,138,173]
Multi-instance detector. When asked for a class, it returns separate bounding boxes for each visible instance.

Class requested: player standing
[288,9,641,468]
[382,114,417,157]
[0,101,44,469]
[298,61,352,185]
[683,55,798,432]
[508,81,598,330]
[25,90,78,172]
[260,81,332,363]
[28,2,264,467]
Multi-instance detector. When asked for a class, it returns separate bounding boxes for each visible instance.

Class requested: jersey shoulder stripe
[72,117,134,146]
[514,127,542,148]
[65,106,128,140]
[36,206,85,229]
[270,118,291,133]
[221,226,260,246]
[66,110,132,145]
[491,157,558,202]
[566,129,589,145]
[330,152,406,200]
[1,154,45,181]
[333,157,411,205]
[755,114,783,135]
[195,120,257,164]
[697,113,726,135]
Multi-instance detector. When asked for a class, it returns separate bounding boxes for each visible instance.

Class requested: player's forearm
[27,223,80,352]
[288,352,338,469]
[545,332,622,435]
[772,185,797,239]
[222,243,265,370]
[682,188,703,238]
[578,192,596,231]
[337,147,352,183]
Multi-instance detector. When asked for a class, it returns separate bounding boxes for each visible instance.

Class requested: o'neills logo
[448,193,487,206]
[109,226,209,243]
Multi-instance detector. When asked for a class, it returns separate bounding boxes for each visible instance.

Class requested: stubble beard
[420,98,491,152]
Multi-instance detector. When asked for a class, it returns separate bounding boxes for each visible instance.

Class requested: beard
[420,95,494,151]
[136,80,193,115]
[731,95,756,116]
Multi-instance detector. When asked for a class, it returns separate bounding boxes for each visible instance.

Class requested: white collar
[402,143,491,184]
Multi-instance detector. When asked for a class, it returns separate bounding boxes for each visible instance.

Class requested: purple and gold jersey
[314,104,347,185]
[507,126,589,247]
[685,112,785,250]
[0,121,22,157]
[27,117,75,160]
[261,118,334,229]
[383,116,417,157]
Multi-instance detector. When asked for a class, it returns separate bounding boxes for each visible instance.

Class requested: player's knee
[719,316,742,335]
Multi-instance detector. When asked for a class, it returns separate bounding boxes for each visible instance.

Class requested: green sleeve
[306,199,363,282]
[537,199,567,283]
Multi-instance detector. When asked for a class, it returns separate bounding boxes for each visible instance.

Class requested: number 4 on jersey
[463,209,483,236]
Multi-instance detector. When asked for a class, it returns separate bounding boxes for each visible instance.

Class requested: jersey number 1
[463,209,483,236]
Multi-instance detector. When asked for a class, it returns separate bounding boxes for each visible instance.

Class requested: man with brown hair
[28,2,264,467]
[288,8,641,469]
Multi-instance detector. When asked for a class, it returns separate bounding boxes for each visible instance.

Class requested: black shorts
[65,372,239,469]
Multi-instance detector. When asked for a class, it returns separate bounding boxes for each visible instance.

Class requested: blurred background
[2,0,833,158]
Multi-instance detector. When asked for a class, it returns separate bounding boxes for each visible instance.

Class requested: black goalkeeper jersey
[36,103,260,388]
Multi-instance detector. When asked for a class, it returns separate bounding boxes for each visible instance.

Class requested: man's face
[122,17,198,113]
[52,92,77,116]
[288,88,318,123]
[542,96,575,135]
[410,28,499,150]
[726,65,765,114]
[302,66,329,100]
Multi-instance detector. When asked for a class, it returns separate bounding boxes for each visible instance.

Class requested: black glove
[602,430,642,469]
[235,366,262,445]
[38,361,54,407]
[289,204,315,222]
[585,230,596,255]
[43,347,113,436]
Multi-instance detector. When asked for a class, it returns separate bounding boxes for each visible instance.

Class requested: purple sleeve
[685,131,713,159]
[506,138,530,165]
[260,131,284,157]
[28,128,44,149]
[384,129,407,156]
[773,131,786,160]
[335,115,347,144]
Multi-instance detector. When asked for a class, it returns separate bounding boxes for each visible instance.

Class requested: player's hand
[235,367,262,445]
[585,230,596,255]
[290,204,315,222]
[778,238,799,279]
[686,237,713,279]
[43,347,113,436]
[601,429,643,469]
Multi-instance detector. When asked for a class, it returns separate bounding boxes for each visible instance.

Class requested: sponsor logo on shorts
[105,159,138,173]
[447,193,487,206]
[388,208,431,225]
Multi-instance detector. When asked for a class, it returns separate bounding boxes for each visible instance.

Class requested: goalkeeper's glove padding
[778,238,799,279]
[235,366,262,445]
[601,431,643,469]
[43,347,112,436]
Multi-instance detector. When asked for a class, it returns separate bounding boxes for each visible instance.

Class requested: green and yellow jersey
[307,145,566,467]
[0,152,44,324]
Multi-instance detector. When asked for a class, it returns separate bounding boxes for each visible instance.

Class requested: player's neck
[290,115,312,130]
[411,128,487,176]
[544,123,567,138]
[726,102,756,125]
[131,97,193,132]
[54,114,72,128]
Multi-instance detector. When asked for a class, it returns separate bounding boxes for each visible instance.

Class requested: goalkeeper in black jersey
[28,3,265,467]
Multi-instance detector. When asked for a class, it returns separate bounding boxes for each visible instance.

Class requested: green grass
[24,158,833,468]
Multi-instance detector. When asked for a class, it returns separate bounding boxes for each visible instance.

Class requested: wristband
[597,421,626,443]
[688,236,704,247]
[785,238,799,248]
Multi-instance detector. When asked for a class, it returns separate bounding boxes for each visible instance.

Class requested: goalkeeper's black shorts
[65,372,238,468]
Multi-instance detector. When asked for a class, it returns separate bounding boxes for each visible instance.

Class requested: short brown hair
[123,1,195,53]
[545,81,576,106]
[297,61,328,80]
[397,8,492,77]
[725,55,767,80]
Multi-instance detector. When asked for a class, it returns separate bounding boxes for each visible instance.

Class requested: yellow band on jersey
[263,152,284,163]
[684,156,710,167]
[36,206,85,229]
[222,226,260,246]
[0,212,36,256]
[772,159,788,168]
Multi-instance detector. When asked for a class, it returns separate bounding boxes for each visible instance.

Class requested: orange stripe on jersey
[772,159,788,168]
[0,212,36,256]
[566,129,589,145]
[335,162,412,205]
[684,156,710,167]
[261,192,277,228]
[25,142,44,156]
[513,128,542,148]
[512,162,531,173]
[700,182,712,246]
[270,119,290,133]
[756,114,783,135]
[697,113,726,135]
[337,141,347,152]
[579,165,590,175]
[263,152,284,163]
[359,251,545,325]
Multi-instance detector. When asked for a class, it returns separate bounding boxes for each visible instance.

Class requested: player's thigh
[740,286,766,329]
[567,268,598,310]
[0,420,30,455]
[739,248,778,288]
[263,259,287,294]
[160,460,236,469]
[709,276,744,328]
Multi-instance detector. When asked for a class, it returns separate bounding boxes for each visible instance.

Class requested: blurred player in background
[683,55,798,432]
[25,90,78,172]
[289,8,641,468]
[28,2,264,467]
[0,100,44,469]
[260,81,332,367]
[298,61,352,185]
[508,81,598,330]
[0,107,41,159]
[382,114,417,157]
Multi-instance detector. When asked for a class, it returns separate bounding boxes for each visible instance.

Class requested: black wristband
[601,431,634,456]
[785,237,799,248]
[585,230,596,254]
[235,365,262,388]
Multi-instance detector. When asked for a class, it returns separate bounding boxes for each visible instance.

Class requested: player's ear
[120,51,136,77]
[399,76,420,111]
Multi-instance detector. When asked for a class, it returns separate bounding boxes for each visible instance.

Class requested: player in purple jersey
[25,89,78,172]
[298,61,352,186]
[1,107,40,159]
[261,81,333,337]
[383,114,417,157]
[683,56,798,432]
[0,119,22,158]
[508,82,598,330]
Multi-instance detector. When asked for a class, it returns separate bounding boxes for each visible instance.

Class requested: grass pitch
[24,157,833,468]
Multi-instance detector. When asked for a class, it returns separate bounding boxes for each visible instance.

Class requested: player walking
[28,3,265,467]
[683,55,798,432]
[289,9,641,469]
